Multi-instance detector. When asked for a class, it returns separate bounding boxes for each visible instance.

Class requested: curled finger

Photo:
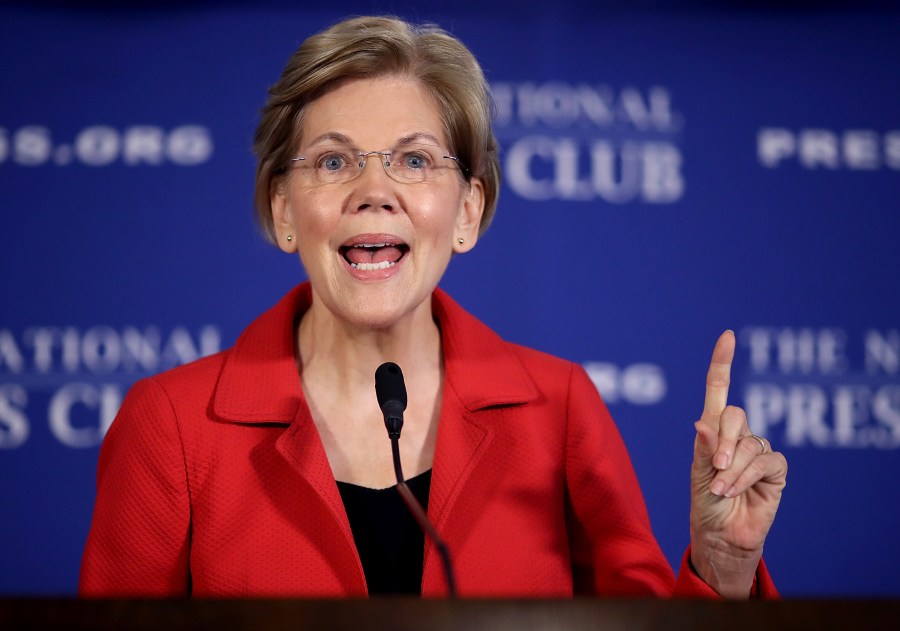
[713,405,748,471]
[710,431,769,496]
[722,450,787,499]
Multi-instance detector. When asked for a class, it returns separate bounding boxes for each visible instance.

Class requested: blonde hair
[252,16,500,242]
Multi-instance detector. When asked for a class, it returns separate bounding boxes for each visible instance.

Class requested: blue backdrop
[2,0,899,597]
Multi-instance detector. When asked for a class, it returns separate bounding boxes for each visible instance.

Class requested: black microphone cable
[374,362,457,597]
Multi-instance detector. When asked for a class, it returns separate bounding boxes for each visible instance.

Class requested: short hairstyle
[252,16,501,243]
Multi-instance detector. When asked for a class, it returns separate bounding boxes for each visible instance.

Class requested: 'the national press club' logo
[739,326,900,449]
[0,125,213,167]
[0,325,221,449]
[490,82,684,205]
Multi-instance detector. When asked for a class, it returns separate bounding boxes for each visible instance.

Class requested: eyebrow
[304,131,445,148]
[397,132,443,147]
[305,131,354,147]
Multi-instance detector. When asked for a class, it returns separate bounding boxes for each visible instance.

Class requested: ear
[270,174,298,253]
[453,178,485,254]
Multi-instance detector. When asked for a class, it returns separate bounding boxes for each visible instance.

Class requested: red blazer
[80,283,776,598]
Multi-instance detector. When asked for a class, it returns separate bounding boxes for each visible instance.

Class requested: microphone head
[375,362,407,413]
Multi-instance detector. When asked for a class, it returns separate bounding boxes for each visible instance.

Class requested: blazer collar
[433,287,540,411]
[212,283,538,424]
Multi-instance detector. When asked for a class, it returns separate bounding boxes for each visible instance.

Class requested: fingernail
[724,485,737,498]
[710,480,726,496]
[714,452,730,470]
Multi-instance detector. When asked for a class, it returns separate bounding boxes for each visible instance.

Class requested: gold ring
[749,434,768,455]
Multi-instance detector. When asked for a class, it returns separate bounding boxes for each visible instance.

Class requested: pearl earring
[286,235,293,242]
[457,238,464,245]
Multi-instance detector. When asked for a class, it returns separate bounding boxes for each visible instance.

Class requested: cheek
[292,192,336,235]
[415,191,466,235]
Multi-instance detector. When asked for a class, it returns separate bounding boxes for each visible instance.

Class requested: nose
[352,151,397,212]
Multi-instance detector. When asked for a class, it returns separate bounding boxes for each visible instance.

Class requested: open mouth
[339,241,410,271]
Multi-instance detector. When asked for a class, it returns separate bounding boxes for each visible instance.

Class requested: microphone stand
[377,362,457,597]
[389,435,457,598]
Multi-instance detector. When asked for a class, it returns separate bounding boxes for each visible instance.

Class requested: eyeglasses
[288,143,468,185]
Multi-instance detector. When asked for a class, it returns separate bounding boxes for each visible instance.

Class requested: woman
[80,16,787,598]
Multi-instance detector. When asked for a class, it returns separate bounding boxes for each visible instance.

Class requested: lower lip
[342,253,406,281]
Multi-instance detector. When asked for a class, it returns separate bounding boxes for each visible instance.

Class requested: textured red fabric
[79,283,777,598]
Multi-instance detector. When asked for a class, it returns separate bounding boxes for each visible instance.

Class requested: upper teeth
[354,243,389,248]
[351,261,395,270]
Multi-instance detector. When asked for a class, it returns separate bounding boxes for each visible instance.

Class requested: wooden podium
[2,598,899,630]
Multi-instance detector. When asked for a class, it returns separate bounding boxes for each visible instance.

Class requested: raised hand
[689,330,788,598]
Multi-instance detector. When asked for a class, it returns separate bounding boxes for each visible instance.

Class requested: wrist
[689,533,762,599]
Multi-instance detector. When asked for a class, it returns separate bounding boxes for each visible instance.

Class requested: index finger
[701,330,735,426]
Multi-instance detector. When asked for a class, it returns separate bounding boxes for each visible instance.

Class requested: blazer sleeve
[79,377,191,597]
[563,363,778,598]
[672,548,779,598]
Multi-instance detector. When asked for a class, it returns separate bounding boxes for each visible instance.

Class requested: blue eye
[403,152,429,169]
[320,154,347,171]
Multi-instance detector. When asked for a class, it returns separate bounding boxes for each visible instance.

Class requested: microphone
[374,362,406,440]
[374,362,457,597]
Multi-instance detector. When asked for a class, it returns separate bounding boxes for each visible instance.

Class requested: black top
[336,469,432,595]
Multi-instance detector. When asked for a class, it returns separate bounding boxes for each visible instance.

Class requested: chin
[344,301,416,332]
[309,261,440,332]
[328,284,423,332]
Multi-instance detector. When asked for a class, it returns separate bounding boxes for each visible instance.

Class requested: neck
[297,288,443,403]
[295,285,445,487]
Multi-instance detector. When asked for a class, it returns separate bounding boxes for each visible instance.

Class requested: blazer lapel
[425,379,491,555]
[274,405,358,559]
[423,289,540,594]
[212,284,361,586]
